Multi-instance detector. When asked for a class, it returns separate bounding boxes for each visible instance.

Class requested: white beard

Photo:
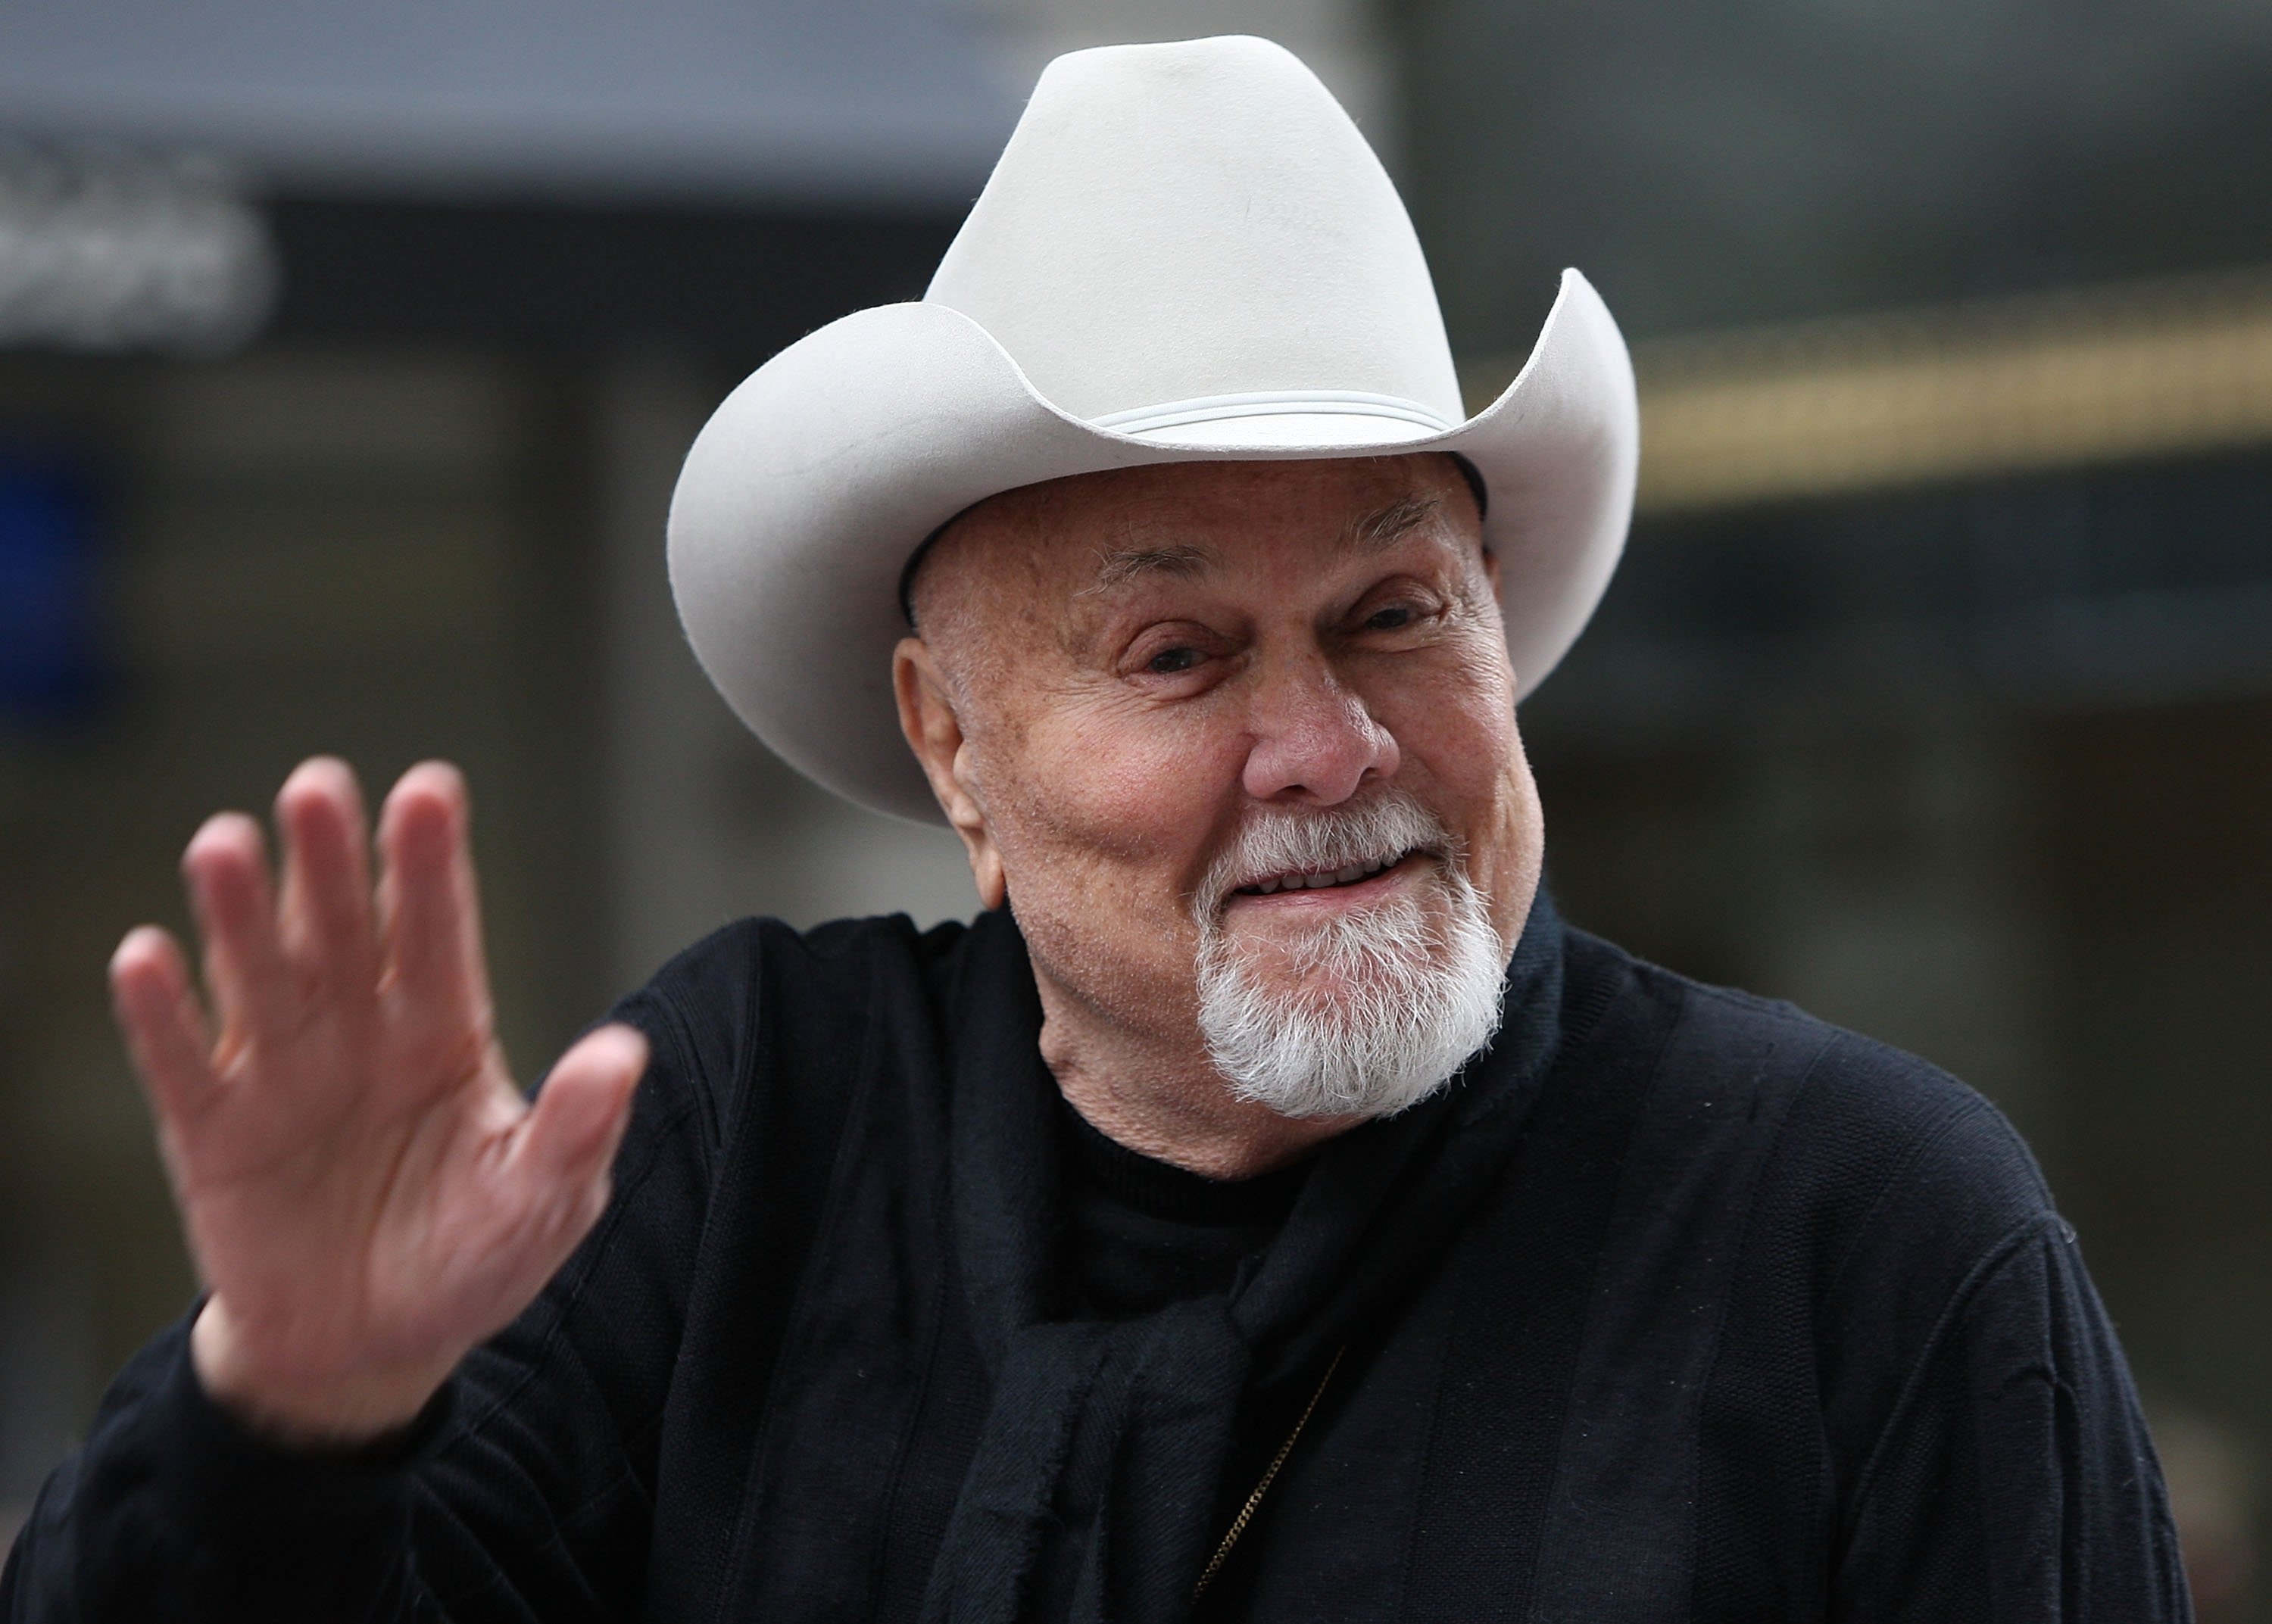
[1192,791,1509,1121]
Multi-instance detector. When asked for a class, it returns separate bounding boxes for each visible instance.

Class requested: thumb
[518,1023,648,1197]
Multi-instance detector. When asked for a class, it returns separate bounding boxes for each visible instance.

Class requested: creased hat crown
[667,35,1637,822]
[925,36,1465,446]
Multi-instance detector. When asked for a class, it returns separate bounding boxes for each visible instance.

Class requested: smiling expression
[893,453,1545,1143]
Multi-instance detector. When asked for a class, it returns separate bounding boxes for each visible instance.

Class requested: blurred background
[1,0,2266,1613]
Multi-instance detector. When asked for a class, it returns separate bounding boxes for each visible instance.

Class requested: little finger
[110,925,221,1130]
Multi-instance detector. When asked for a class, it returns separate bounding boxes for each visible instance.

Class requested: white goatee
[1192,790,1509,1121]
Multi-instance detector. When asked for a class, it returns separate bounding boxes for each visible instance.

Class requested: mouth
[1231,847,1419,900]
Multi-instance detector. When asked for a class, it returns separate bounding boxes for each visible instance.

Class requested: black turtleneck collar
[1056,1096,1313,1225]
[1056,1097,1315,1319]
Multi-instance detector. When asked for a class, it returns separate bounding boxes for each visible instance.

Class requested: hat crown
[925,36,1464,432]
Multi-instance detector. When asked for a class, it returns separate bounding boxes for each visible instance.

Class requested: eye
[1364,605,1414,632]
[1147,645,1201,675]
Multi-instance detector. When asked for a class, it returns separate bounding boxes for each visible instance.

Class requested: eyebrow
[1349,494,1441,552]
[1088,541,1216,591]
[1081,492,1445,594]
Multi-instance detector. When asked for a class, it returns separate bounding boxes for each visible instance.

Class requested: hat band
[1091,388,1458,438]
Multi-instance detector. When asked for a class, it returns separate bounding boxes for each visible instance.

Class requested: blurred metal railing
[1461,269,2272,513]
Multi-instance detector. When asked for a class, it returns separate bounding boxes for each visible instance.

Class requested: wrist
[189,1297,457,1451]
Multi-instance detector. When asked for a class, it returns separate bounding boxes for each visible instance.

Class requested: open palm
[108,759,645,1445]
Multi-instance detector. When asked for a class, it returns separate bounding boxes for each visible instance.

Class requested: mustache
[1193,790,1459,919]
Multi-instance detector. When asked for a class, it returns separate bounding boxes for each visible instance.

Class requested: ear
[894,636,1007,909]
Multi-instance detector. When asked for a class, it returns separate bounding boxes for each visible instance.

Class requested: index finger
[375,762,494,1042]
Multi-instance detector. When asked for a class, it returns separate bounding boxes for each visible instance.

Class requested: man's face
[897,454,1543,1121]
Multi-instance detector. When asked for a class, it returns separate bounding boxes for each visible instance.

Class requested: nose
[1240,653,1401,805]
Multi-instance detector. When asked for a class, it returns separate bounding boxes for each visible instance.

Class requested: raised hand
[107,759,646,1448]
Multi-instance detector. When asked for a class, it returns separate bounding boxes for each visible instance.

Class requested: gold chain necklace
[1192,1346,1347,1601]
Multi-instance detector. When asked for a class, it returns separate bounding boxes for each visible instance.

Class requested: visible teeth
[1237,850,1411,897]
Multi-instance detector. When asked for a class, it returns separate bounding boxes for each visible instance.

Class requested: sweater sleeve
[1832,1217,2192,1623]
[0,980,723,1624]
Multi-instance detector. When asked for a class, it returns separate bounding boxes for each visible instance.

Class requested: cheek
[1383,647,1541,923]
[979,697,1241,896]
[1387,641,1521,794]
[972,700,1248,1033]
[1478,751,1544,943]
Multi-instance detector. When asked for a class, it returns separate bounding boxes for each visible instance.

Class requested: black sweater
[2,907,2189,1621]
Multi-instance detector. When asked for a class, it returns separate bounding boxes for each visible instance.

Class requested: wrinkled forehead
[906,453,1482,628]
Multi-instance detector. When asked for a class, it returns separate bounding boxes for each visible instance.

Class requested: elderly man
[4,36,2186,1624]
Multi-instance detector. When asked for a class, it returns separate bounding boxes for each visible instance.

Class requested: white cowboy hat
[668,34,1637,824]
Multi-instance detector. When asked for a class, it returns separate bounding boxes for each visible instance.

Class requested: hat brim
[667,267,1638,824]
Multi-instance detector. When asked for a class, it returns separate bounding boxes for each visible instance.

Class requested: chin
[1241,943,1440,1014]
[1195,868,1510,1121]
